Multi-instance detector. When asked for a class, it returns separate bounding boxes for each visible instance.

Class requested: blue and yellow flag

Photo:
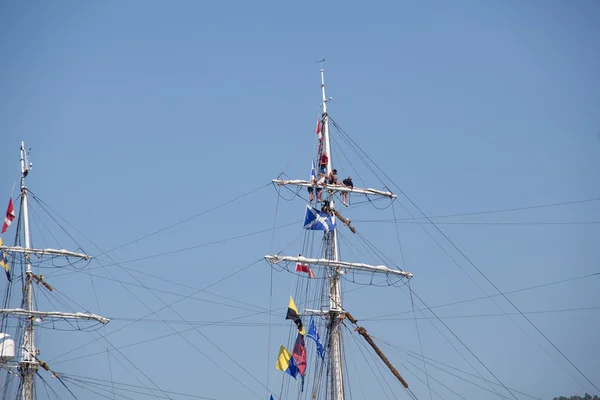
[275,345,299,378]
[0,239,10,282]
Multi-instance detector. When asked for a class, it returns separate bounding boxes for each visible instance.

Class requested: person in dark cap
[321,199,331,215]
[327,169,338,185]
[341,176,353,206]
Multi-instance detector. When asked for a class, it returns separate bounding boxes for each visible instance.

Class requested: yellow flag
[275,345,292,371]
[286,296,306,335]
[0,238,6,270]
[0,238,10,281]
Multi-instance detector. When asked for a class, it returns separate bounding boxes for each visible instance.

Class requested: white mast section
[319,68,346,400]
[20,142,35,400]
[264,255,412,278]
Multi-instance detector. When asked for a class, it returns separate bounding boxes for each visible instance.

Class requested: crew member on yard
[315,172,326,201]
[308,175,317,202]
[341,176,353,206]
[328,169,338,185]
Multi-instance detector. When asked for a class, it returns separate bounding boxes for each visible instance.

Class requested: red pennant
[315,119,322,141]
[295,263,315,278]
[2,198,15,234]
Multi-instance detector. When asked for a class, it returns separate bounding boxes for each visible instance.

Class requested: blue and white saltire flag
[307,317,326,361]
[310,161,316,181]
[303,205,336,231]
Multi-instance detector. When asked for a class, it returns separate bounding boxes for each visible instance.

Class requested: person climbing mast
[319,152,329,173]
[308,162,317,202]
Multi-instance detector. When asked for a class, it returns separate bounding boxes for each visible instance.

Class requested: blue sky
[1,1,599,399]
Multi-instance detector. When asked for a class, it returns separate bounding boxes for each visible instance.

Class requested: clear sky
[0,1,599,399]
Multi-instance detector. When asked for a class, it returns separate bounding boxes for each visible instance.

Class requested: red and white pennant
[2,198,15,234]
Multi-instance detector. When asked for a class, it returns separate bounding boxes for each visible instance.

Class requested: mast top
[20,142,32,184]
[320,68,332,110]
[316,58,326,71]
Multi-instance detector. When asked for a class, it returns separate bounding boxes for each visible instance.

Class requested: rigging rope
[408,281,432,400]
[266,186,282,397]
[95,183,271,258]
[328,117,600,393]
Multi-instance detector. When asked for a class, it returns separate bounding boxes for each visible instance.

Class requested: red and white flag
[315,119,322,141]
[2,198,15,234]
[296,262,315,279]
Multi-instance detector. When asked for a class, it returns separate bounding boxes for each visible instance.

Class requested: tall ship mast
[0,143,109,400]
[266,68,412,399]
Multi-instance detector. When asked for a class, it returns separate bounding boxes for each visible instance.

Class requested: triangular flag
[315,119,322,141]
[286,296,306,335]
[2,198,15,234]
